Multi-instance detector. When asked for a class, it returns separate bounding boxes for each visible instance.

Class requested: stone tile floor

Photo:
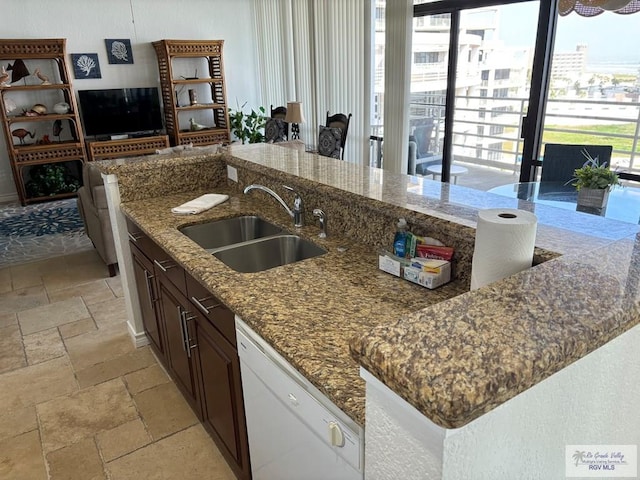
[0,250,236,480]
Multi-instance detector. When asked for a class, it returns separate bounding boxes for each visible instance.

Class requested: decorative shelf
[153,39,230,147]
[0,38,86,204]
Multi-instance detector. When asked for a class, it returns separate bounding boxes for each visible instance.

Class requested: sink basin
[212,235,327,273]
[179,216,284,251]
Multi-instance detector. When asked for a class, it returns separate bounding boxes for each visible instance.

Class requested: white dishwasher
[235,316,364,480]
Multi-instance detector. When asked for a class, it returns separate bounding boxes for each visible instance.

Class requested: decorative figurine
[189,118,208,131]
[53,119,63,141]
[53,102,70,114]
[0,65,10,87]
[33,68,51,85]
[12,128,35,144]
[7,59,30,85]
[30,104,48,115]
[4,98,17,114]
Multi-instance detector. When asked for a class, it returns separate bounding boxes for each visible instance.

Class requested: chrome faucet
[243,184,304,227]
[313,209,327,238]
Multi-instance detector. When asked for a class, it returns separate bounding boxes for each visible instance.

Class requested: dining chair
[325,111,352,160]
[540,143,613,185]
[317,125,342,159]
[271,105,287,121]
[265,105,289,143]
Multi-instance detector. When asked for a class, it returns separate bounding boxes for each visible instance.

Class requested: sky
[496,2,640,68]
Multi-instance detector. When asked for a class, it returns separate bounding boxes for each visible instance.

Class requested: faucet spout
[243,184,305,227]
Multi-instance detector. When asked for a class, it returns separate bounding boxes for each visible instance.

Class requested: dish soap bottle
[393,218,408,258]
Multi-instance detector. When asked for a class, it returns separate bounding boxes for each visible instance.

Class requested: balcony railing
[371,95,640,176]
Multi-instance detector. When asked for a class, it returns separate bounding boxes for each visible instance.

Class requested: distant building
[551,44,587,80]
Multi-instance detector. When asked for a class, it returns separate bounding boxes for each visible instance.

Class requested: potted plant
[568,149,621,209]
[228,101,266,144]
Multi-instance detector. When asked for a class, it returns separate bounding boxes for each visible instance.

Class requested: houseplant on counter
[568,150,621,209]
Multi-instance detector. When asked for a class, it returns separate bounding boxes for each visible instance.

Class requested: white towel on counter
[171,194,229,215]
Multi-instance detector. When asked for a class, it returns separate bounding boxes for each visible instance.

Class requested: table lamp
[284,101,305,140]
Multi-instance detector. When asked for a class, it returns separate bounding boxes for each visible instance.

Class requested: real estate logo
[566,445,637,477]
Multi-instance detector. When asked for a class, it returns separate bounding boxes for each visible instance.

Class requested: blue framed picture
[71,53,101,79]
[105,39,134,64]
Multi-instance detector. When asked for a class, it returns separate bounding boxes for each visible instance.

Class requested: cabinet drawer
[186,274,236,346]
[127,217,186,291]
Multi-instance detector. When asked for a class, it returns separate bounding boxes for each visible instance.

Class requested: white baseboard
[127,321,150,348]
[0,192,19,204]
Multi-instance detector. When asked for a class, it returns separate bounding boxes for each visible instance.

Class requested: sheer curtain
[253,0,371,164]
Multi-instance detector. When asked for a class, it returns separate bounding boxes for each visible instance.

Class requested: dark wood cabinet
[130,242,163,354]
[192,305,250,480]
[126,219,250,480]
[156,275,201,415]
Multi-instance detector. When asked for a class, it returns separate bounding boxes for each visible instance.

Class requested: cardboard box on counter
[378,253,451,290]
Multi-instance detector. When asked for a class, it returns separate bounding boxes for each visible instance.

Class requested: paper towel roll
[470,208,537,290]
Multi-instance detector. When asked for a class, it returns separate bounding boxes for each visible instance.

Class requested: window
[488,143,503,161]
[492,88,509,98]
[494,69,510,80]
[481,70,489,81]
[491,106,509,118]
[414,52,441,64]
[490,125,505,135]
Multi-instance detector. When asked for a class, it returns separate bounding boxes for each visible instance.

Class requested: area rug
[0,198,93,268]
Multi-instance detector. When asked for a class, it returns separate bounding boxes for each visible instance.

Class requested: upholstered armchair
[76,163,117,276]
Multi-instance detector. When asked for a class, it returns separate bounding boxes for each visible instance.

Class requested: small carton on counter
[403,259,451,289]
[378,253,451,290]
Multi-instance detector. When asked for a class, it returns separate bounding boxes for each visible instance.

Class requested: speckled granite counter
[107,143,640,430]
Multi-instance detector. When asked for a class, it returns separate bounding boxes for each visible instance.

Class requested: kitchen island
[98,143,640,479]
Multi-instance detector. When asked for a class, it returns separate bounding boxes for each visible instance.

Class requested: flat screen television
[78,87,164,138]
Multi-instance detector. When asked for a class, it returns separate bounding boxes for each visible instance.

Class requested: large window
[494,68,510,80]
[414,52,441,64]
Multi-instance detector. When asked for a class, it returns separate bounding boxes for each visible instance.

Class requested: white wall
[362,322,640,479]
[1,0,260,202]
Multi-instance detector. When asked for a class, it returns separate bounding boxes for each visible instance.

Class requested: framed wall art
[105,39,134,64]
[71,53,101,79]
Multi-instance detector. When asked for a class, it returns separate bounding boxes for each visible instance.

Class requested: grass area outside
[543,123,638,154]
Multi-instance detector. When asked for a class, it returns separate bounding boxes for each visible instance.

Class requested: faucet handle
[283,185,303,209]
[282,185,298,195]
[283,185,304,227]
[313,208,327,238]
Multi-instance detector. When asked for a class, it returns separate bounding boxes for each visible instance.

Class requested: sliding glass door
[540,7,640,183]
[413,0,554,187]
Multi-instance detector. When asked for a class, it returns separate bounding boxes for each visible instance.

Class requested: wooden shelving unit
[0,38,87,205]
[87,135,170,162]
[152,39,230,147]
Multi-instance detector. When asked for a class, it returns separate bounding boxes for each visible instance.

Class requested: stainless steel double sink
[179,216,327,273]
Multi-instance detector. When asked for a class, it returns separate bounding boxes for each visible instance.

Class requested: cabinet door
[157,276,200,415]
[194,312,250,479]
[130,243,163,355]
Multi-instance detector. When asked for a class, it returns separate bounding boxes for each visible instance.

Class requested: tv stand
[87,134,170,162]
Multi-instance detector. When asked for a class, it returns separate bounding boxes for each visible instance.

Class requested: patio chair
[541,144,613,185]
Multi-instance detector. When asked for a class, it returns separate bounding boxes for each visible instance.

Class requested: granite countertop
[121,188,467,427]
[113,143,640,430]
